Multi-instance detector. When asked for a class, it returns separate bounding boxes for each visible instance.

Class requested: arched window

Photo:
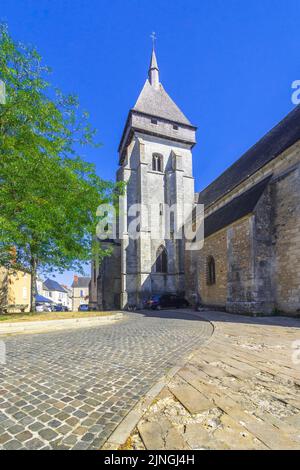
[207,256,216,285]
[152,153,163,172]
[156,246,168,273]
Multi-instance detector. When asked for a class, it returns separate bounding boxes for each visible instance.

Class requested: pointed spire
[150,48,159,71]
[148,33,159,89]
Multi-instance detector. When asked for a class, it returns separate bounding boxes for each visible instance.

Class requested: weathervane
[150,32,157,49]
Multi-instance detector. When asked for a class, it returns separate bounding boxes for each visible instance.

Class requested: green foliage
[0,24,123,307]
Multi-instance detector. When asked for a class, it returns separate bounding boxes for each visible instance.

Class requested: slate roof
[203,176,272,238]
[198,105,300,208]
[133,79,192,126]
[71,277,91,288]
[43,278,67,293]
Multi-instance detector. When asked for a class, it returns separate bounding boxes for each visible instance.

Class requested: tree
[0,24,121,311]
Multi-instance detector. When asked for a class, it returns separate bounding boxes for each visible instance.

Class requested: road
[0,310,213,450]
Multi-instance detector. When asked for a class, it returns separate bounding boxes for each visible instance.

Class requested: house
[0,267,31,313]
[61,284,73,311]
[71,275,90,311]
[42,278,69,308]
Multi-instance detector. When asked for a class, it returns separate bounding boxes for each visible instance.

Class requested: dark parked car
[78,304,89,312]
[144,294,189,310]
[53,304,69,312]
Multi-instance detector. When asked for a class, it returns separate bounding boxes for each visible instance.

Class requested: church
[89,48,300,316]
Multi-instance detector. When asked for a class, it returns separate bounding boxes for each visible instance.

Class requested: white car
[36,303,52,312]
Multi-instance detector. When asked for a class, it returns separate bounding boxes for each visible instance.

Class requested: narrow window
[152,153,163,172]
[22,287,27,300]
[207,256,216,285]
[156,246,168,273]
[159,203,163,216]
[152,155,157,171]
[157,156,162,172]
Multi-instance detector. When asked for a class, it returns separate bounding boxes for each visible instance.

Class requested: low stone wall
[0,312,124,336]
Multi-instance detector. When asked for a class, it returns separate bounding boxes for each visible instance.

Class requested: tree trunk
[30,257,37,312]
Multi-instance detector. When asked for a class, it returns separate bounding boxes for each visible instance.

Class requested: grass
[0,311,115,323]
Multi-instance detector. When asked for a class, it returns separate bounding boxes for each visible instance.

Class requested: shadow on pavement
[131,308,300,328]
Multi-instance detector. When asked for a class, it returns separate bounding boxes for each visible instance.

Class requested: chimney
[10,246,17,265]
[73,275,79,285]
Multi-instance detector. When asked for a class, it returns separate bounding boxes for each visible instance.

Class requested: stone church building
[90,48,300,316]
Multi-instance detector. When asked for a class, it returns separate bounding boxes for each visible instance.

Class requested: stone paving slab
[170,385,212,414]
[0,310,213,450]
[138,418,185,450]
[128,311,300,450]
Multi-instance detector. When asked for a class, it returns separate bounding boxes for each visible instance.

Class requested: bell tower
[117,44,197,308]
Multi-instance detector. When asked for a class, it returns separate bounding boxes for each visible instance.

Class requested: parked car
[78,304,89,312]
[144,294,189,310]
[53,304,69,312]
[36,303,52,313]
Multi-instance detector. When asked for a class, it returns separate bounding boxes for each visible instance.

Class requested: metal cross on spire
[150,32,157,49]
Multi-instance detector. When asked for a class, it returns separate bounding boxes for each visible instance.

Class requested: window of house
[207,256,216,285]
[22,287,27,300]
[173,124,178,130]
[49,291,52,298]
[156,246,168,273]
[151,118,158,125]
[152,153,163,172]
[80,290,84,297]
[159,203,164,216]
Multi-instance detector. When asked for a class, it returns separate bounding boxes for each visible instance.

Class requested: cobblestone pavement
[0,310,213,450]
[129,312,300,450]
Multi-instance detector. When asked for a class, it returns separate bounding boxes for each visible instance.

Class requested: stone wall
[272,164,300,313]
[118,132,195,307]
[226,217,256,313]
[90,242,121,311]
[186,143,300,316]
[198,229,228,307]
[252,185,275,313]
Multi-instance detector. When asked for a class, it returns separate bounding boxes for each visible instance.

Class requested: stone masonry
[186,119,300,316]
[90,46,300,316]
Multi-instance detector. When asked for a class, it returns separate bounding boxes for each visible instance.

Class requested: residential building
[61,285,73,311]
[0,267,31,313]
[42,279,69,308]
[71,275,90,311]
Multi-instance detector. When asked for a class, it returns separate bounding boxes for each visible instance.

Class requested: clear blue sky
[1,0,300,286]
